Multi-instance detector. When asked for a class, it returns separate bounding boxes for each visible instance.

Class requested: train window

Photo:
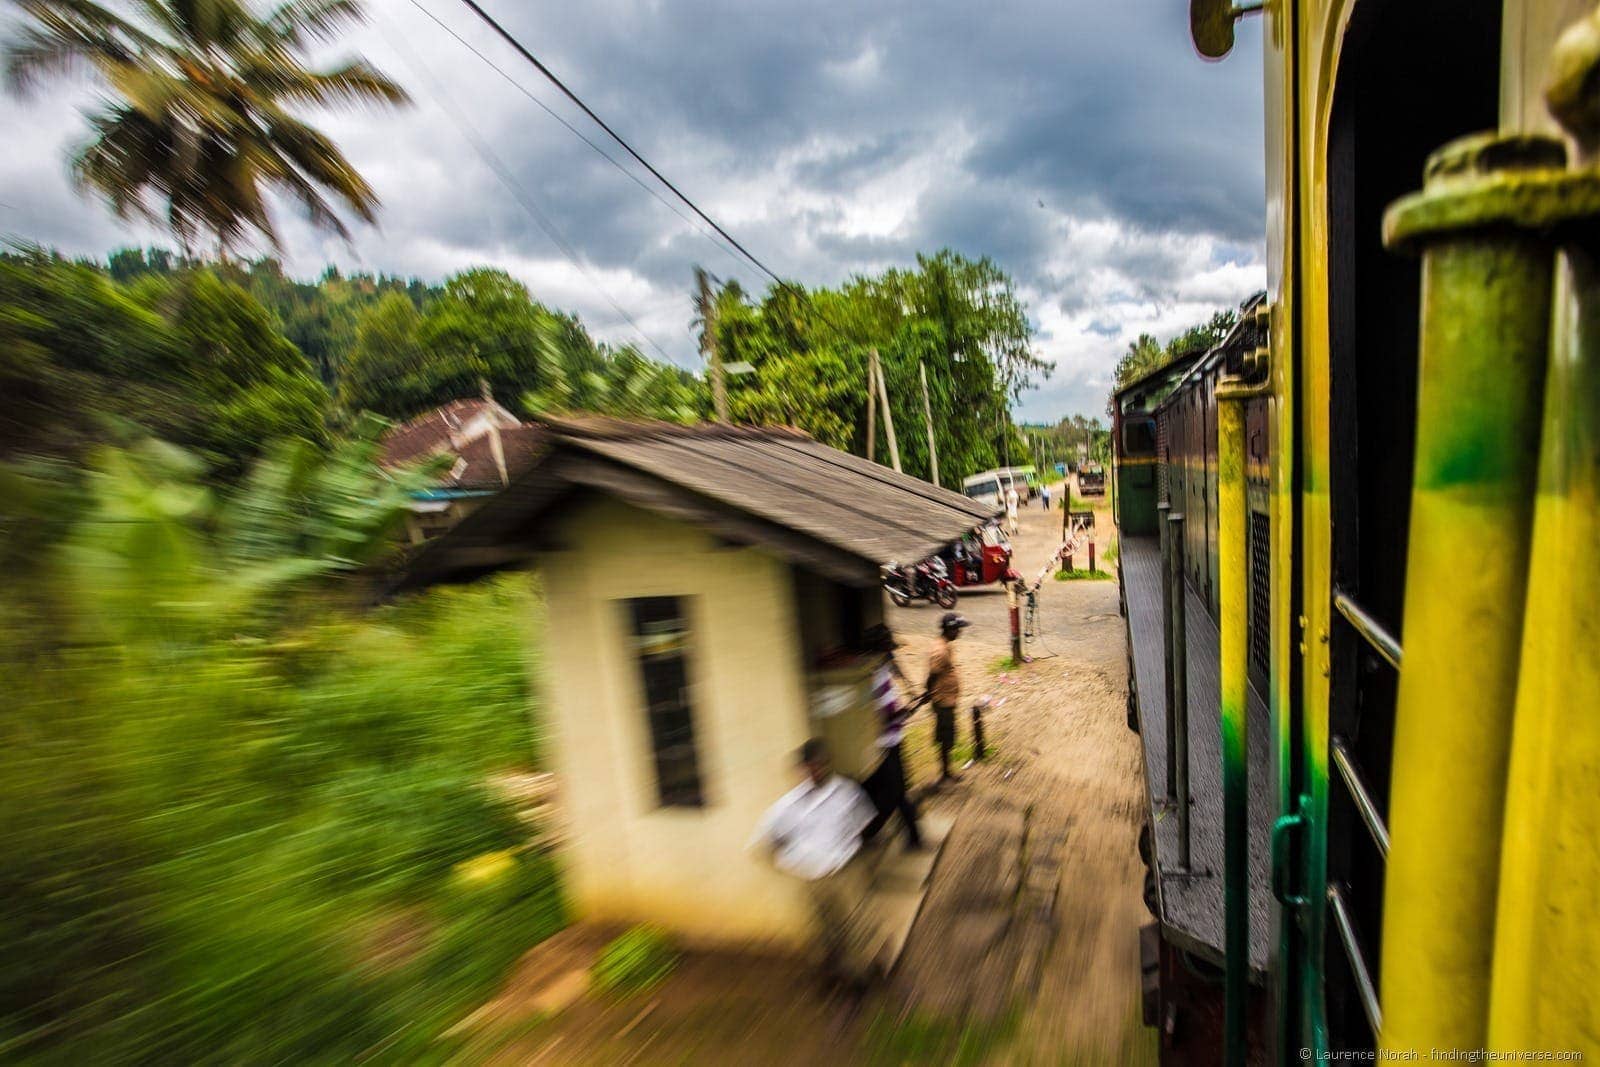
[1321,0,1501,1049]
[1122,417,1157,456]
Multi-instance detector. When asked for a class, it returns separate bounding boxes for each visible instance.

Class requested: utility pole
[870,348,901,472]
[919,360,940,487]
[865,358,877,462]
[696,267,727,423]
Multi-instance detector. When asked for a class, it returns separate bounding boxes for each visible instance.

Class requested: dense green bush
[0,440,563,1062]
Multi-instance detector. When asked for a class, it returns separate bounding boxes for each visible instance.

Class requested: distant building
[379,398,543,542]
[396,417,992,947]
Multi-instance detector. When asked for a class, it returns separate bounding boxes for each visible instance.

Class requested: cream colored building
[400,418,993,947]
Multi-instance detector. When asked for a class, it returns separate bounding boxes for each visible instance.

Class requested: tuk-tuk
[941,523,1014,587]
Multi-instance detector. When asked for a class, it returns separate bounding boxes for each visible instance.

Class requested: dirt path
[882,480,1154,1064]
[465,480,1153,1064]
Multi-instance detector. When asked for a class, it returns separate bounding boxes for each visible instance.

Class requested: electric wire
[401,0,749,279]
[378,19,677,364]
[451,0,786,287]
[420,0,956,391]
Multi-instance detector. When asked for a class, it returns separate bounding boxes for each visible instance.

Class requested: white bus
[961,469,1025,508]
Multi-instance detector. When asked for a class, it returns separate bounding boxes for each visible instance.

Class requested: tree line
[3,244,1047,489]
[1114,307,1241,389]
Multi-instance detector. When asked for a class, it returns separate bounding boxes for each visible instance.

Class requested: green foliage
[0,440,560,1062]
[1055,568,1113,581]
[0,250,329,476]
[159,269,330,474]
[591,926,678,997]
[707,251,1047,486]
[865,1005,1019,1066]
[341,268,581,421]
[528,345,704,425]
[1112,309,1239,391]
[1022,414,1107,475]
[5,0,408,253]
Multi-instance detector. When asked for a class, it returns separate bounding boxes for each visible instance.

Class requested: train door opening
[1320,0,1502,1051]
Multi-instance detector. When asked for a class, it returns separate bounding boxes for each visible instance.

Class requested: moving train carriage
[1117,0,1600,1062]
[1110,353,1206,536]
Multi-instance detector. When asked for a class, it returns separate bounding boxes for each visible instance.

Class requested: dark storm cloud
[2,0,1267,421]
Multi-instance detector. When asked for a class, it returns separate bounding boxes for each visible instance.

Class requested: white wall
[534,495,818,946]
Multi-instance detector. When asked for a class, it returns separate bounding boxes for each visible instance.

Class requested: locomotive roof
[392,416,1001,591]
[1144,291,1270,416]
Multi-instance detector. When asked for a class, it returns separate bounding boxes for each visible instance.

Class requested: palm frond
[264,0,365,47]
[13,0,405,251]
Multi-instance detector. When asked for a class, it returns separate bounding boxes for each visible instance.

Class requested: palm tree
[6,0,408,254]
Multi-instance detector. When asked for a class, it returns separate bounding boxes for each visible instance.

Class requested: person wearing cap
[749,738,884,991]
[927,612,970,782]
[859,624,923,850]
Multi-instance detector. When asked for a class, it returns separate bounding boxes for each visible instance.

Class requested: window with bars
[1249,510,1271,694]
[626,597,705,808]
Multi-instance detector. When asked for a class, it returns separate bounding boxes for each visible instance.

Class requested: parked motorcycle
[883,556,958,609]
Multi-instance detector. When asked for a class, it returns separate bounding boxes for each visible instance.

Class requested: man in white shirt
[1005,483,1020,536]
[751,738,882,988]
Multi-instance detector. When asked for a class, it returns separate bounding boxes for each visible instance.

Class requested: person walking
[1041,484,1052,510]
[750,738,884,997]
[927,612,970,783]
[859,624,923,850]
[1005,483,1020,537]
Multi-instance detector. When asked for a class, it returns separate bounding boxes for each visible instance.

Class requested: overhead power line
[379,19,677,363]
[402,0,748,278]
[452,0,785,287]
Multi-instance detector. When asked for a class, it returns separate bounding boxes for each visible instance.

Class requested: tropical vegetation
[1113,308,1240,389]
[5,0,408,254]
[0,433,563,1061]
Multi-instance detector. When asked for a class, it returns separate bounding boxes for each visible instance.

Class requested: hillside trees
[1113,308,1239,388]
[706,250,1046,486]
[0,251,326,474]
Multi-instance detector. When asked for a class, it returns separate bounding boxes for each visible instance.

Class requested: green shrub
[0,446,562,1062]
[591,926,678,996]
[1055,568,1113,581]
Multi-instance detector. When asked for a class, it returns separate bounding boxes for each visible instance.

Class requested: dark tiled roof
[449,425,546,489]
[380,398,516,469]
[396,418,1000,590]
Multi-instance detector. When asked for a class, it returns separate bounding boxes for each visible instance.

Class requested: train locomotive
[1114,1,1600,1062]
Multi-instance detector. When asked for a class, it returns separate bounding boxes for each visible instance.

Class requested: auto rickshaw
[942,523,1014,588]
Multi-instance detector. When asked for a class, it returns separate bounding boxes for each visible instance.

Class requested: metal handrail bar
[1328,883,1383,1036]
[1331,736,1391,859]
[1332,591,1402,669]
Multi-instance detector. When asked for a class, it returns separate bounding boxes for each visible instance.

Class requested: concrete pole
[697,268,727,423]
[865,357,877,462]
[919,360,940,486]
[871,348,901,472]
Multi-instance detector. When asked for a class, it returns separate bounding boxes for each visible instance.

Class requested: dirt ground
[463,479,1156,1065]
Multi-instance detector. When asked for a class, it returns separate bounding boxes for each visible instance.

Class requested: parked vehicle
[941,523,1014,588]
[963,468,1029,508]
[1077,463,1105,496]
[998,466,1038,499]
[961,470,1005,508]
[883,556,958,609]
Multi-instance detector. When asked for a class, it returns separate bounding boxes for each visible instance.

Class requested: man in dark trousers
[860,624,922,850]
[927,612,970,783]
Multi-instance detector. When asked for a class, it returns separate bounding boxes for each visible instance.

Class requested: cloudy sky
[1,0,1265,421]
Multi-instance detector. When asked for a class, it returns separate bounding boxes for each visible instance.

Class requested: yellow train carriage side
[1188,0,1600,1060]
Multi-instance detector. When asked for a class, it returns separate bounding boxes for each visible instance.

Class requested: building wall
[534,495,820,947]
